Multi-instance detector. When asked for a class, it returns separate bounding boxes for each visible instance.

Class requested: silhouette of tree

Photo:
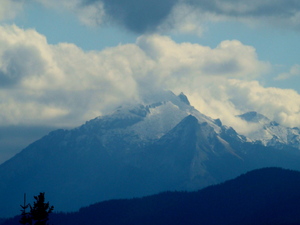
[30,192,54,225]
[20,192,54,225]
[20,194,31,225]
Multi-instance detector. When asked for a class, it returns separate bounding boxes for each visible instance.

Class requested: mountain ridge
[1,91,300,217]
[238,111,300,148]
[3,167,300,225]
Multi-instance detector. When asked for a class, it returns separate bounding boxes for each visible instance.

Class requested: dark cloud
[84,0,177,32]
[81,0,300,33]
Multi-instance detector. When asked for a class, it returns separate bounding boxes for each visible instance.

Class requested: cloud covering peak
[0,24,299,135]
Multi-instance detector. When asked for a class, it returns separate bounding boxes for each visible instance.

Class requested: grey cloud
[80,0,300,33]
[0,45,45,87]
[84,0,177,33]
[203,59,241,75]
[188,0,300,17]
[0,0,24,21]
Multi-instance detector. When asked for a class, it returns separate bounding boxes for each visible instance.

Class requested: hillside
[3,167,300,225]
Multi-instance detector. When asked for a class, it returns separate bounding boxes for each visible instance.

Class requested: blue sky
[0,0,300,163]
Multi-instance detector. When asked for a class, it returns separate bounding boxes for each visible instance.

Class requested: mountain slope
[4,167,300,225]
[51,167,300,225]
[1,91,300,217]
[0,91,241,217]
[0,117,242,217]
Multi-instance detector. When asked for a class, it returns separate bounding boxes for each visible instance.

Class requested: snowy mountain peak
[178,92,190,106]
[80,90,223,141]
[236,111,300,149]
[238,111,270,124]
[3,92,300,218]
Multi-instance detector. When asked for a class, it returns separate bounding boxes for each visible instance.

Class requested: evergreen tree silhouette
[30,192,54,225]
[20,192,54,225]
[20,194,31,225]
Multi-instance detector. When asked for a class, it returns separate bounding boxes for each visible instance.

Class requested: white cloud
[275,64,300,80]
[1,24,299,134]
[185,79,300,134]
[75,1,105,26]
[238,80,300,128]
[136,34,270,80]
[158,4,205,37]
[226,80,300,128]
[0,0,24,21]
[0,25,142,127]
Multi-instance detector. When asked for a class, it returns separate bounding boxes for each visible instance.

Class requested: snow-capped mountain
[238,111,300,149]
[80,90,222,145]
[1,91,300,218]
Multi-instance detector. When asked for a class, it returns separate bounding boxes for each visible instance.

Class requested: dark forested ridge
[3,167,300,225]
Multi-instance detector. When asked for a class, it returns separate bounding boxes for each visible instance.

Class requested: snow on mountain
[83,90,221,142]
[0,90,247,217]
[238,111,270,124]
[129,101,188,140]
[238,111,300,149]
[2,91,300,218]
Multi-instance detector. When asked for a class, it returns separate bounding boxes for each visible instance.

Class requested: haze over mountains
[1,91,300,217]
[3,167,300,225]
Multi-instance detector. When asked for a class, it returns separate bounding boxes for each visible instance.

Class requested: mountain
[1,91,300,218]
[238,111,300,148]
[3,167,300,225]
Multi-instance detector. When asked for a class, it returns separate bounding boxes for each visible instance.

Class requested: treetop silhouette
[20,192,54,225]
